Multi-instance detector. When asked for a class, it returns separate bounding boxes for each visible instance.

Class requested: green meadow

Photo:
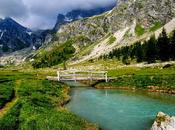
[96,65,175,90]
[0,69,98,130]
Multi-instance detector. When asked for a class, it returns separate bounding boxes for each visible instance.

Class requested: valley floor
[1,60,175,129]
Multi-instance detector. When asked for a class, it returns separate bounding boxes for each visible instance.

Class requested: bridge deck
[47,70,109,82]
[46,76,113,81]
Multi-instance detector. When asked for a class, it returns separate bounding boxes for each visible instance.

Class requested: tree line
[101,28,175,64]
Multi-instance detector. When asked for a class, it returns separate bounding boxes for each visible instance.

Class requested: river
[66,87,175,130]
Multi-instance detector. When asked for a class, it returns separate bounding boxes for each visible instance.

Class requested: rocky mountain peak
[55,0,175,63]
[0,17,30,33]
[54,4,116,31]
[117,0,128,6]
[0,17,47,54]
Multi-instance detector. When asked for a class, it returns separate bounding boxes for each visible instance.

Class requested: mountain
[54,4,116,31]
[0,17,50,55]
[0,4,116,65]
[0,4,116,55]
[2,0,175,66]
[56,0,175,63]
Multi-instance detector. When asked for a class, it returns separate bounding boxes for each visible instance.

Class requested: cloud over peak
[0,0,116,29]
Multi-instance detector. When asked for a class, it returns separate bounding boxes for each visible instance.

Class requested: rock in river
[151,112,175,130]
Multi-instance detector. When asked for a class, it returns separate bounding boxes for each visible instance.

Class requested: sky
[0,0,116,29]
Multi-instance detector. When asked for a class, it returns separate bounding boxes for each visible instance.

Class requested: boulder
[151,112,175,130]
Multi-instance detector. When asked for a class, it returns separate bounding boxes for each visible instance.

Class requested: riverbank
[96,84,175,95]
[0,70,99,130]
[57,61,175,95]
[95,83,175,95]
[95,70,175,95]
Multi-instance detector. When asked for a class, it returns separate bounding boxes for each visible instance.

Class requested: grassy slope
[0,69,98,130]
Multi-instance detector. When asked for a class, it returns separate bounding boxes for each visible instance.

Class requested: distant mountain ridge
[0,17,52,55]
[0,4,116,55]
[54,4,116,31]
[0,17,37,54]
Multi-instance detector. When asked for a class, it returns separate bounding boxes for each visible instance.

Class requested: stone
[151,112,175,130]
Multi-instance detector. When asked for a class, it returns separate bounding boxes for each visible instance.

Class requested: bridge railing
[57,70,108,82]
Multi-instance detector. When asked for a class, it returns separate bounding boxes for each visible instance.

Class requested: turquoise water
[66,88,175,130]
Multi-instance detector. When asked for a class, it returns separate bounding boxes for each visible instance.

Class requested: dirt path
[0,97,18,117]
[0,80,21,118]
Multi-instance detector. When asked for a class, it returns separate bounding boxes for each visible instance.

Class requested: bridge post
[74,71,76,82]
[105,72,108,82]
[90,72,93,82]
[57,71,60,81]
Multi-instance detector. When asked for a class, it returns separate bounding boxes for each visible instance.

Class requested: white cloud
[0,0,116,29]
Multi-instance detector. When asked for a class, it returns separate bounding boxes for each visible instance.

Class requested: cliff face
[57,0,175,47]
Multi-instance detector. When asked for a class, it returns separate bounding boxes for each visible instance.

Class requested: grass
[108,66,175,77]
[0,70,98,130]
[108,35,116,44]
[68,59,123,71]
[135,24,145,36]
[149,22,162,32]
[96,74,175,89]
[0,81,15,109]
[0,102,21,130]
[18,80,90,130]
[96,66,175,89]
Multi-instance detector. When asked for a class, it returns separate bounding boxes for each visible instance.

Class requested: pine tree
[157,28,170,61]
[130,45,136,60]
[170,30,175,59]
[116,49,121,60]
[145,35,157,63]
[109,51,113,59]
[122,55,130,65]
[134,42,143,62]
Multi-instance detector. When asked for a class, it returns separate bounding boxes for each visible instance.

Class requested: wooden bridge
[56,70,108,82]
